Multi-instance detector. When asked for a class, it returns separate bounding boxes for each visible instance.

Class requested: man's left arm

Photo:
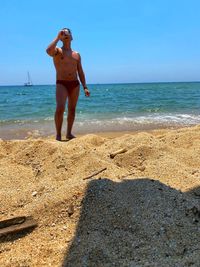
[77,54,90,97]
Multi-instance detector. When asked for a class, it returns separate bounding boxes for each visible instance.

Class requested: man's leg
[66,85,80,139]
[55,84,67,141]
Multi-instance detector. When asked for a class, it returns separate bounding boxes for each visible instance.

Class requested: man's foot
[66,134,76,140]
[56,135,62,141]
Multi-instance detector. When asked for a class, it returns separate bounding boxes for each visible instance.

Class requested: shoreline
[0,121,197,140]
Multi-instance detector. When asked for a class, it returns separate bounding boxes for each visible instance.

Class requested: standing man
[46,28,90,141]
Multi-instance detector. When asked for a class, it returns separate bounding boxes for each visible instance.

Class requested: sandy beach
[1,125,200,266]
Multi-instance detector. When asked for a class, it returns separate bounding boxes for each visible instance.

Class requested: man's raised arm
[46,31,62,57]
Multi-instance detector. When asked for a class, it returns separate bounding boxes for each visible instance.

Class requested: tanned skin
[46,29,90,141]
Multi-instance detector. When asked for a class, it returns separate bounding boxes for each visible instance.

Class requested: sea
[0,82,200,139]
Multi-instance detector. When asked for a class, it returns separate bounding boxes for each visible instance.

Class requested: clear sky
[0,0,200,85]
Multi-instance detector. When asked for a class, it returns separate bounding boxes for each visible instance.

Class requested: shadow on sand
[62,178,200,267]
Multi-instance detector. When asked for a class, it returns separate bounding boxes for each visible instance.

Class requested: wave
[1,113,200,126]
[76,113,200,125]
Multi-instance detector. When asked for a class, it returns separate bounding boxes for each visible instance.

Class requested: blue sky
[0,0,200,85]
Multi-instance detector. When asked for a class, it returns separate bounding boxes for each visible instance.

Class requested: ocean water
[0,82,200,139]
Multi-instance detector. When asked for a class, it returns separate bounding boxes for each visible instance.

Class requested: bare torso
[53,48,80,81]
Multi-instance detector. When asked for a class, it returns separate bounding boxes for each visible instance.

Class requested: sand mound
[0,126,200,266]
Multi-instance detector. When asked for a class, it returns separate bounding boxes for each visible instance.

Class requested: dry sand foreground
[0,125,200,267]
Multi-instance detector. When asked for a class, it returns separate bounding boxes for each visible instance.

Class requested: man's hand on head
[57,29,72,42]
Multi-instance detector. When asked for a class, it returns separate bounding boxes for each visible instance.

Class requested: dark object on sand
[0,216,37,237]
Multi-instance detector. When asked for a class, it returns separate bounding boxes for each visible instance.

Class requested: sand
[0,125,200,266]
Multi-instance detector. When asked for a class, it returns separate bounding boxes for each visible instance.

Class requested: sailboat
[24,72,33,86]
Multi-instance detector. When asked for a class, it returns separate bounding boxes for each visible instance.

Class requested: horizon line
[0,80,200,87]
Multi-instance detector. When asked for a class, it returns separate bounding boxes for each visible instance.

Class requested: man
[46,28,90,141]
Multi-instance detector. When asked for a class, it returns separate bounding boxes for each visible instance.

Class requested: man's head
[61,28,73,42]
